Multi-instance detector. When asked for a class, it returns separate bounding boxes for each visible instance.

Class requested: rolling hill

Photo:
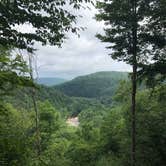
[6,71,129,116]
[37,77,67,86]
[6,85,104,116]
[54,71,128,98]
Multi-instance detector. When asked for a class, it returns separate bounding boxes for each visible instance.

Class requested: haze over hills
[37,77,67,86]
[54,71,128,98]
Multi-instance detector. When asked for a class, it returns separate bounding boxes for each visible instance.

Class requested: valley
[1,70,166,166]
[1,1,165,165]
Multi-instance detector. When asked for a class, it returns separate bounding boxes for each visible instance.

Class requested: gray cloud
[31,5,131,79]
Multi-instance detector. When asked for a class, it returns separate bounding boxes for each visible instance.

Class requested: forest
[0,0,166,166]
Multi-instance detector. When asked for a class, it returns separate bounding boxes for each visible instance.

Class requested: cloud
[27,4,132,79]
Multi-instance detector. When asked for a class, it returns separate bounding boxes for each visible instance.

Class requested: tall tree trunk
[28,54,41,156]
[131,0,137,165]
[131,63,137,166]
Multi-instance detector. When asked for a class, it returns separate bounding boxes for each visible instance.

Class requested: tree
[137,0,166,86]
[38,101,62,150]
[0,46,33,95]
[0,0,92,52]
[135,87,166,166]
[96,0,165,165]
[0,103,34,166]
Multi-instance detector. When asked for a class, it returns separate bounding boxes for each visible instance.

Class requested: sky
[20,4,131,79]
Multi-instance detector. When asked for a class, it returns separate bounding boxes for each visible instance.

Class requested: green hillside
[6,85,104,117]
[6,71,129,116]
[37,77,67,86]
[5,85,72,109]
[55,71,128,98]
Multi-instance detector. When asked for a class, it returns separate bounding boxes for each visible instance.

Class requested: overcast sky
[23,4,131,79]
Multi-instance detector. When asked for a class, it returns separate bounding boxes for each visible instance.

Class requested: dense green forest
[55,71,128,98]
[1,78,166,166]
[0,0,165,166]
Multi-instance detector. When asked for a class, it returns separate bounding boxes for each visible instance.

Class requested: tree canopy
[0,46,34,95]
[96,0,165,64]
[0,0,91,52]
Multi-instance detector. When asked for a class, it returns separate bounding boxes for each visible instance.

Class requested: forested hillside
[1,81,166,166]
[37,77,67,86]
[0,0,165,166]
[5,84,105,117]
[55,71,128,98]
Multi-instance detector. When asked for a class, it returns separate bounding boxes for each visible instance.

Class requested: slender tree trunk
[131,63,137,166]
[31,88,41,156]
[28,54,41,156]
[131,0,137,165]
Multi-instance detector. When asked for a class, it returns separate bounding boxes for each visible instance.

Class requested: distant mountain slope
[37,77,67,86]
[6,84,104,116]
[6,85,72,109]
[54,71,128,98]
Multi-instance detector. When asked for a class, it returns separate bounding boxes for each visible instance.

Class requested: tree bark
[131,63,137,166]
[131,0,137,165]
[28,54,41,156]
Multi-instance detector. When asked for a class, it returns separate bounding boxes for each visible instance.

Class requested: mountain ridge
[37,77,67,86]
[54,71,128,98]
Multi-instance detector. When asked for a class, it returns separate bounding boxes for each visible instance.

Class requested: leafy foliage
[1,81,166,166]
[0,103,34,166]
[0,0,92,52]
[0,1,165,165]
[96,0,165,64]
[0,46,33,95]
